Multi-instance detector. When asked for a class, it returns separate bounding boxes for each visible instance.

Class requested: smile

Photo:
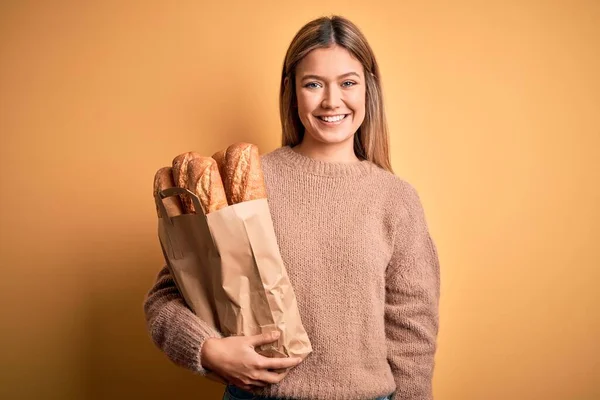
[316,114,349,124]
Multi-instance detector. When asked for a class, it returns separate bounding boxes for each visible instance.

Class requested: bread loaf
[223,142,267,205]
[153,167,184,217]
[211,149,227,185]
[186,157,228,214]
[172,151,203,213]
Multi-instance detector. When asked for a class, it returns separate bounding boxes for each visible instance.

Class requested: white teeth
[319,114,346,122]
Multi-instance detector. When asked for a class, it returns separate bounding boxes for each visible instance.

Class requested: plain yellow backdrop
[1,1,598,399]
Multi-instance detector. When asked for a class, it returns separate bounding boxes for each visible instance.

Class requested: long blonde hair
[279,15,394,173]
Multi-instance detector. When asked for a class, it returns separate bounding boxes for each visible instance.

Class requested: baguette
[211,149,227,186]
[186,157,228,214]
[153,167,184,217]
[172,151,203,213]
[223,142,267,204]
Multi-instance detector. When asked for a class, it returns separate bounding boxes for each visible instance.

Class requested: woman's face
[293,44,366,147]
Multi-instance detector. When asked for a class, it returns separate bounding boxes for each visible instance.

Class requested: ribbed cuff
[192,327,223,376]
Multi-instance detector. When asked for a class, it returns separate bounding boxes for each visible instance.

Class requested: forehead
[296,45,364,77]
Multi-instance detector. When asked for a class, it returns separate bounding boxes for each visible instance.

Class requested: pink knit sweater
[144,145,440,400]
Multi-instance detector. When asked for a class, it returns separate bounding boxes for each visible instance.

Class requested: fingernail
[272,331,280,339]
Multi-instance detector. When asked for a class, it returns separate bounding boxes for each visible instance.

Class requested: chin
[312,131,356,145]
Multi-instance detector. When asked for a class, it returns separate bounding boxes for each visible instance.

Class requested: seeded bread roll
[186,157,229,214]
[172,151,203,213]
[153,167,184,217]
[223,142,267,205]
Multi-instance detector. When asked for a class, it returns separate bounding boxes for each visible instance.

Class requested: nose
[321,84,342,110]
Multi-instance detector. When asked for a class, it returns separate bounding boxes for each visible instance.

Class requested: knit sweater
[143,145,440,400]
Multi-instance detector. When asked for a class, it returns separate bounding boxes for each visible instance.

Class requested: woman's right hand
[200,331,303,391]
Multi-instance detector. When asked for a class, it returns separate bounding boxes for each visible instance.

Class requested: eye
[342,81,357,87]
[304,82,322,89]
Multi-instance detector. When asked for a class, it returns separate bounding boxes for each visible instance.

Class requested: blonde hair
[279,15,394,173]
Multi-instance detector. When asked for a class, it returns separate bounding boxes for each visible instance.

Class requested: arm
[143,264,223,375]
[385,184,440,400]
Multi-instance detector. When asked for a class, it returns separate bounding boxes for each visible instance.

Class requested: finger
[255,370,287,385]
[268,367,290,375]
[237,383,256,392]
[236,379,266,390]
[261,356,303,370]
[248,331,280,347]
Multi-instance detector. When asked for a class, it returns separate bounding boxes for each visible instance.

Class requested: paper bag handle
[154,187,204,224]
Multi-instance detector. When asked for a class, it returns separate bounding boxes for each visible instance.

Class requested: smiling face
[293,44,366,149]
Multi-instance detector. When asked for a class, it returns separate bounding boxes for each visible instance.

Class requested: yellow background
[1,1,598,399]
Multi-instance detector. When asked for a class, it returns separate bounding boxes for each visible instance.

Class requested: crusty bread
[172,151,203,213]
[223,142,267,205]
[186,157,228,214]
[211,149,227,186]
[153,166,184,217]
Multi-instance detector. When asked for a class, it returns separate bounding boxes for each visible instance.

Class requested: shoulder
[369,166,427,228]
[260,146,284,162]
[259,146,287,171]
[370,166,423,207]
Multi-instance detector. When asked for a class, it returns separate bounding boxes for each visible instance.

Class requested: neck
[292,136,359,163]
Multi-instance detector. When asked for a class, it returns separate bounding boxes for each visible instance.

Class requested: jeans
[222,384,394,400]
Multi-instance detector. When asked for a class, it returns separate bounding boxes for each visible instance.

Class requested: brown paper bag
[155,186,312,362]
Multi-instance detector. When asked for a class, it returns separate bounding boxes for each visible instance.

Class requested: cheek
[295,97,313,128]
[297,93,320,120]
[348,90,366,113]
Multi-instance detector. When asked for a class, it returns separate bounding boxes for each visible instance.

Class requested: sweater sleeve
[385,184,440,400]
[143,264,223,375]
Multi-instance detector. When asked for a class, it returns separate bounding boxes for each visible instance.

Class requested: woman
[144,15,440,400]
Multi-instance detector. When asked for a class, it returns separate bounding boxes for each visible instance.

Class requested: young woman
[144,15,440,400]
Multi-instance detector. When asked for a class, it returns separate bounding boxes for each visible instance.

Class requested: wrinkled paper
[155,187,312,363]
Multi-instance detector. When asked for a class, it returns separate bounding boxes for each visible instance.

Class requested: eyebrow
[300,72,361,81]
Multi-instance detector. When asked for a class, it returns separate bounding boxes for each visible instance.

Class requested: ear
[284,76,289,87]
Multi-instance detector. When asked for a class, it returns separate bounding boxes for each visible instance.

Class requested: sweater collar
[275,145,373,177]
